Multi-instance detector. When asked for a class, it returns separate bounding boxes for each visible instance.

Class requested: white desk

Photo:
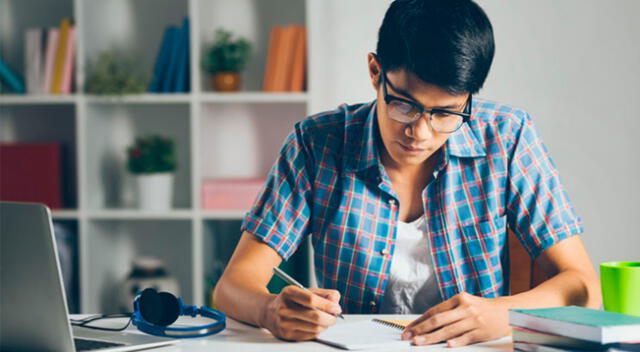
[72,314,512,351]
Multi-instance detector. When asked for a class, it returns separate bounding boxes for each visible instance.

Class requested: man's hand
[260,286,343,341]
[402,292,510,347]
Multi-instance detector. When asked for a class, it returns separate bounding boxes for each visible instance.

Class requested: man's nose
[404,114,434,140]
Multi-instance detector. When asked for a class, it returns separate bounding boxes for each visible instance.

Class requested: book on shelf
[0,143,63,209]
[263,25,307,92]
[149,17,190,93]
[201,178,266,211]
[25,28,43,94]
[60,26,76,94]
[0,58,25,94]
[51,18,72,94]
[509,306,640,344]
[42,28,59,94]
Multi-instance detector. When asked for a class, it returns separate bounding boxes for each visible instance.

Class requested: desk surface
[71,314,512,351]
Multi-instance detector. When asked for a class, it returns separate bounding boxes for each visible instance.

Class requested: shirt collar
[347,100,486,173]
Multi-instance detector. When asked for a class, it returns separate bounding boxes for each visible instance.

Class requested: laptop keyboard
[74,338,126,351]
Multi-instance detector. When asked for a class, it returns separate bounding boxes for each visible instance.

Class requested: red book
[0,143,63,209]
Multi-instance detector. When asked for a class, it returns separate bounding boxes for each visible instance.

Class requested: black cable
[70,313,133,332]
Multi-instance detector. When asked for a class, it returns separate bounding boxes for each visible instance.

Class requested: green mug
[600,262,640,317]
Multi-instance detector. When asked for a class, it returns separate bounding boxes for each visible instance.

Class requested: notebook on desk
[316,318,413,350]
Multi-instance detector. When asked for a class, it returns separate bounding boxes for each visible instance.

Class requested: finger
[412,319,475,346]
[280,316,332,335]
[404,295,463,330]
[309,288,341,303]
[447,330,480,347]
[282,286,342,315]
[280,305,337,327]
[403,306,469,339]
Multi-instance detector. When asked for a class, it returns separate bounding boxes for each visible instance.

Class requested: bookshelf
[1,0,313,313]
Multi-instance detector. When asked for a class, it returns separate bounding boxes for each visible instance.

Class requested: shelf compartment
[84,103,192,211]
[199,102,305,179]
[0,104,78,208]
[85,219,193,313]
[197,0,306,92]
[81,0,189,94]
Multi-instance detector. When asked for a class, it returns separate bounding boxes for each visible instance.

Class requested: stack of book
[510,306,640,352]
[148,17,190,93]
[262,25,306,92]
[0,18,76,95]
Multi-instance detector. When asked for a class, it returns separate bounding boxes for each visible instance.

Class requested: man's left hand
[401,292,511,347]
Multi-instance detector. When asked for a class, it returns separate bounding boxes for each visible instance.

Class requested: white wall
[309,0,640,269]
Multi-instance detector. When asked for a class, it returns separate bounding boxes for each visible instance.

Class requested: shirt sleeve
[506,111,583,259]
[240,122,314,260]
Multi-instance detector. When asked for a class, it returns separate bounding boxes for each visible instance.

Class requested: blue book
[149,27,175,92]
[161,27,181,93]
[174,17,190,92]
[0,58,26,94]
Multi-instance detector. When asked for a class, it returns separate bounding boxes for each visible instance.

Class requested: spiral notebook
[316,318,413,350]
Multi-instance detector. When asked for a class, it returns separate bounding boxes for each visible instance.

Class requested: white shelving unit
[1,0,313,313]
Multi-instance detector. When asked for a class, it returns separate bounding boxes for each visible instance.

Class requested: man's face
[368,54,469,170]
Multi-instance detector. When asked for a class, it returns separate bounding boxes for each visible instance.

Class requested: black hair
[376,0,495,95]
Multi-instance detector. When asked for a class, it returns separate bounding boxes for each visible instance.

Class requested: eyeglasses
[380,68,471,133]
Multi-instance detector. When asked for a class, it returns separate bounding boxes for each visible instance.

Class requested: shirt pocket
[458,215,507,296]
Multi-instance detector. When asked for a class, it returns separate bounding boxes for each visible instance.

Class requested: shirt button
[388,199,396,206]
[370,300,378,313]
[380,248,390,256]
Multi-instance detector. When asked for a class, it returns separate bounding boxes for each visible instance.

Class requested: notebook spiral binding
[372,318,406,330]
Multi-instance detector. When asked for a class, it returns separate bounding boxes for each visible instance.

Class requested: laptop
[0,202,177,351]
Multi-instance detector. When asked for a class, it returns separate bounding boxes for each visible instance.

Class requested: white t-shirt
[379,215,441,314]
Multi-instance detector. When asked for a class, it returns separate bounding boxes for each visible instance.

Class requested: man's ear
[367,52,382,89]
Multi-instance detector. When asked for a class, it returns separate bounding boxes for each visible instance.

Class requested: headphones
[132,288,226,338]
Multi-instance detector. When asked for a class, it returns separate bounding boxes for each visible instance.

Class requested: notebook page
[316,319,411,350]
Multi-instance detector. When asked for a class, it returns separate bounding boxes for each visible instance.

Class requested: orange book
[289,26,307,92]
[273,26,296,92]
[51,18,71,94]
[263,26,281,91]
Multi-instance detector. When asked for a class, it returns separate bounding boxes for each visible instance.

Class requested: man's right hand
[260,286,343,341]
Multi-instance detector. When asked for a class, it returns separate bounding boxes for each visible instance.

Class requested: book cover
[289,25,307,92]
[25,28,43,94]
[0,58,25,94]
[51,18,71,94]
[0,143,63,209]
[42,28,59,94]
[161,27,181,93]
[173,17,190,93]
[263,26,281,91]
[60,26,76,94]
[509,306,640,344]
[149,27,174,92]
[513,327,607,350]
[273,26,296,92]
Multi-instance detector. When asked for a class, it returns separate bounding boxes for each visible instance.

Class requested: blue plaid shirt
[241,98,583,314]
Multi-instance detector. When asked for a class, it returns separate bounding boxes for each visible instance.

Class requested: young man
[214,0,601,347]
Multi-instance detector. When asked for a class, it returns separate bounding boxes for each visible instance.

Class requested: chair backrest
[508,229,547,294]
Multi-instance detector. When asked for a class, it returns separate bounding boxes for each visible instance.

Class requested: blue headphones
[132,288,226,338]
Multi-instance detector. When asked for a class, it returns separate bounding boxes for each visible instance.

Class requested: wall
[308,0,640,270]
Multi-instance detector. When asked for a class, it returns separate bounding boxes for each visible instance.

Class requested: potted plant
[203,28,252,92]
[127,135,177,211]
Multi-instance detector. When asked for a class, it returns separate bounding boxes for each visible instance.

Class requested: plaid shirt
[241,98,583,314]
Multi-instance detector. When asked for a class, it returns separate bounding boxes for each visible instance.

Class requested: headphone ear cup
[139,288,180,326]
[156,291,180,326]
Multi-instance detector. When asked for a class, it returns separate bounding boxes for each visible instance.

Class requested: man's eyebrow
[389,86,461,110]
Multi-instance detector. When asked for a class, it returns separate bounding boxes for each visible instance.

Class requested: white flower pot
[136,173,174,211]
